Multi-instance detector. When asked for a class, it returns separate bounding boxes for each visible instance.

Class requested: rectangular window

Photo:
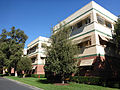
[31,57,37,63]
[97,15,105,25]
[105,20,112,28]
[85,17,91,24]
[77,21,82,28]
[77,40,91,48]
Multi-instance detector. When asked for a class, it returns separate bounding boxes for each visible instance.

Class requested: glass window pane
[105,21,112,28]
[97,15,105,25]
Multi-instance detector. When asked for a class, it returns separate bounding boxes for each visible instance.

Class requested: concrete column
[91,33,96,45]
[91,10,97,23]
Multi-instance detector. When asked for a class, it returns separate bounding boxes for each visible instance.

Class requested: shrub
[25,74,31,77]
[0,74,4,77]
[31,74,45,78]
[18,74,24,78]
[40,74,45,78]
[70,76,102,85]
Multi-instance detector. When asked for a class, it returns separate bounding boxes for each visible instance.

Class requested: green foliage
[40,74,45,78]
[71,76,120,88]
[44,24,78,83]
[31,74,45,78]
[17,56,32,73]
[113,17,120,53]
[0,27,28,74]
[70,76,102,85]
[31,74,38,78]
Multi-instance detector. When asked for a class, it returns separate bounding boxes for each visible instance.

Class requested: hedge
[31,74,45,78]
[70,76,120,88]
[70,76,102,85]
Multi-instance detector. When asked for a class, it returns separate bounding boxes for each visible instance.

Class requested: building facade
[27,36,50,74]
[53,1,118,77]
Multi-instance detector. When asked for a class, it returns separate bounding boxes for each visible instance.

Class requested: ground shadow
[36,79,54,84]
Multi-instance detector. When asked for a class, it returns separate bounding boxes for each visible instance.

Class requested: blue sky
[0,0,120,48]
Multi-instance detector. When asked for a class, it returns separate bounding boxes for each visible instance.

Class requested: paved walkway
[0,77,42,90]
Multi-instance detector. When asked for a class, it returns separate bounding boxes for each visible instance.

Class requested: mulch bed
[54,83,69,86]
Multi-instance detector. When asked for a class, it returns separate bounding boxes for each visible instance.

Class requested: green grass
[5,76,119,90]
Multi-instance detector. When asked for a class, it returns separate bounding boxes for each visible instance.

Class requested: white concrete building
[27,36,50,74]
[53,1,118,76]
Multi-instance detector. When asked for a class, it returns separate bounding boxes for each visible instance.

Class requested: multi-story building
[53,1,118,77]
[27,36,50,74]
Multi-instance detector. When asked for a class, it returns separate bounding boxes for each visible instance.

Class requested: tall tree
[0,27,28,76]
[44,25,78,84]
[113,16,120,54]
[0,30,9,73]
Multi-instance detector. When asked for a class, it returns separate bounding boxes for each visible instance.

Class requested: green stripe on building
[74,54,105,59]
[54,8,116,31]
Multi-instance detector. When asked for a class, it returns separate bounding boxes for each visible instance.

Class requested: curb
[3,77,43,90]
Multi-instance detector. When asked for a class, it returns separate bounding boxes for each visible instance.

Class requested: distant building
[23,48,27,56]
[53,1,118,76]
[27,36,50,74]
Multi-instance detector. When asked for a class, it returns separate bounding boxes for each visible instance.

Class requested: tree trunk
[62,80,64,84]
[23,74,26,78]
[15,71,18,77]
[61,73,65,84]
[3,69,5,74]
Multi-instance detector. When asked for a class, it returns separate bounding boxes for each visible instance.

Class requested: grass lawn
[5,76,119,90]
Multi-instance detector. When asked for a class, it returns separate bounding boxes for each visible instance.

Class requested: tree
[0,30,10,74]
[113,16,120,54]
[44,25,78,84]
[0,27,28,76]
[17,56,32,78]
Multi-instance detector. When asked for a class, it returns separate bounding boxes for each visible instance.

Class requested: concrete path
[0,77,42,90]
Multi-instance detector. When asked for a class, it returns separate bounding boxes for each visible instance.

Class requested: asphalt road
[0,77,41,90]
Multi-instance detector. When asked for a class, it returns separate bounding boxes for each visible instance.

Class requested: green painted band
[70,29,112,40]
[27,40,49,48]
[74,54,105,59]
[93,8,116,22]
[54,8,116,31]
[32,64,44,65]
[54,8,93,31]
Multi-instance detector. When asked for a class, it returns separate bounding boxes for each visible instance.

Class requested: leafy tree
[44,25,78,84]
[0,30,9,73]
[17,56,32,78]
[0,27,28,76]
[113,16,120,54]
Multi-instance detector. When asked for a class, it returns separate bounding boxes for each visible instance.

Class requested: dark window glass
[77,40,91,48]
[31,57,37,63]
[105,21,112,28]
[85,17,91,24]
[77,21,82,28]
[97,15,105,25]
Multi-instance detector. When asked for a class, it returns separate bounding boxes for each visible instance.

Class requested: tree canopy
[44,25,78,84]
[17,56,32,73]
[0,27,28,75]
[113,16,120,54]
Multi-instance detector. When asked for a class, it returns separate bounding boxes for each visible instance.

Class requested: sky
[0,0,120,48]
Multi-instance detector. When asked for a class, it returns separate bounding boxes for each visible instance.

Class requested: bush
[70,76,102,85]
[40,74,45,78]
[18,74,24,78]
[25,74,31,77]
[31,74,45,78]
[0,74,5,77]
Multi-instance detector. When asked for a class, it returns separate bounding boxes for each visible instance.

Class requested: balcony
[32,59,38,65]
[70,26,84,37]
[27,49,39,56]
